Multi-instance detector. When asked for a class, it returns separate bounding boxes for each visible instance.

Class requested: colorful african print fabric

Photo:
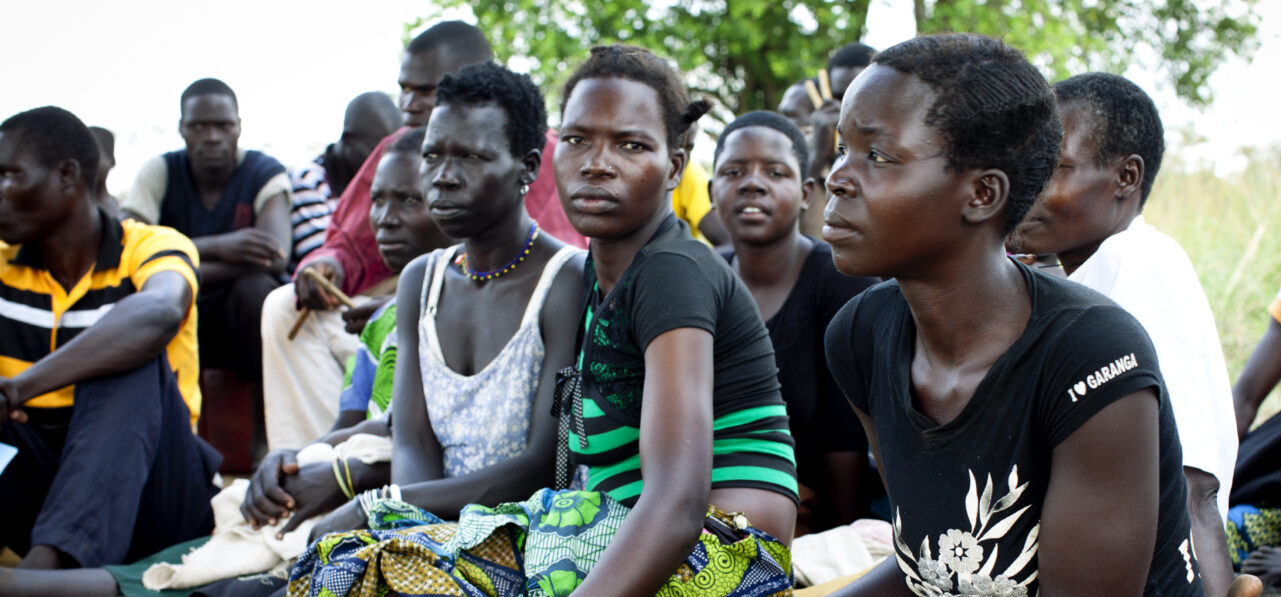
[288,489,794,596]
[1227,504,1281,569]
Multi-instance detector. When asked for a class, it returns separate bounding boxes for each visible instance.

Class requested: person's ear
[800,177,816,212]
[1116,154,1144,201]
[56,159,81,191]
[666,147,688,192]
[961,169,1009,227]
[520,148,542,187]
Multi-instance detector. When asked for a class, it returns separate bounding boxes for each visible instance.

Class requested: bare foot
[1243,546,1281,589]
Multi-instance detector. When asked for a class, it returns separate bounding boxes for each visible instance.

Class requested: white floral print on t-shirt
[894,466,1037,597]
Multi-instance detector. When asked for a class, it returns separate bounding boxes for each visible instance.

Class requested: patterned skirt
[287,489,793,596]
[1227,503,1281,569]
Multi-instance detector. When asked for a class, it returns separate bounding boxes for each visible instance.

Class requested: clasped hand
[240,449,352,539]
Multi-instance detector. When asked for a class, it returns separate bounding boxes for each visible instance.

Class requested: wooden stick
[802,80,824,110]
[301,268,357,308]
[818,69,833,100]
[287,308,312,340]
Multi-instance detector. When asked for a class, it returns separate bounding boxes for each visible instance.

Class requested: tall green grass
[1143,147,1281,427]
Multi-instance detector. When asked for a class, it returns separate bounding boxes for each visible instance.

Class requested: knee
[72,356,169,423]
[262,283,300,332]
[230,272,282,315]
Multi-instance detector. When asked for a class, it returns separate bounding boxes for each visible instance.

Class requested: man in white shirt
[1014,72,1236,597]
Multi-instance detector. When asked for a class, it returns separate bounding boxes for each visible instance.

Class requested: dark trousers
[0,356,220,566]
[198,271,281,382]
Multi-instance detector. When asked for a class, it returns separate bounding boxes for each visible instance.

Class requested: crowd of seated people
[0,16,1270,597]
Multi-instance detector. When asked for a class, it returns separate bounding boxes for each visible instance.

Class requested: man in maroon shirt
[262,21,586,450]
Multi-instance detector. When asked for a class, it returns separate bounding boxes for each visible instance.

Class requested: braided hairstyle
[560,44,710,150]
[1054,73,1164,207]
[874,34,1061,235]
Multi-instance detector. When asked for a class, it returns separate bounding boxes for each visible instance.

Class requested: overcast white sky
[1,0,1276,195]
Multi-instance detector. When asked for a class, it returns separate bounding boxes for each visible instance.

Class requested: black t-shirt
[825,262,1202,597]
[722,240,878,492]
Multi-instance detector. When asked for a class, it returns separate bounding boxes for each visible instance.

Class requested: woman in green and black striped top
[552,44,800,596]
[567,213,800,507]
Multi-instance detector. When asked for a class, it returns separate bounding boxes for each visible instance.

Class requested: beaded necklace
[453,223,540,281]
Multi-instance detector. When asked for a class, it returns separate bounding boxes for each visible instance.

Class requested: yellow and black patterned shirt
[0,210,202,425]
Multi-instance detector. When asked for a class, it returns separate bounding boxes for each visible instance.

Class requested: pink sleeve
[296,129,403,296]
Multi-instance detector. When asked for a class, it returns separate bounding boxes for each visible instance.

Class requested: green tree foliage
[922,0,1259,106]
[408,0,1257,117]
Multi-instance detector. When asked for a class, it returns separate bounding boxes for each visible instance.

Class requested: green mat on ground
[103,536,210,596]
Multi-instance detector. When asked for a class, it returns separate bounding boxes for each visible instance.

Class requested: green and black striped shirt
[568,216,798,507]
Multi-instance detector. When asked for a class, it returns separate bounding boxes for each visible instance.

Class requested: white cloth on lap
[791,518,894,587]
[141,433,393,590]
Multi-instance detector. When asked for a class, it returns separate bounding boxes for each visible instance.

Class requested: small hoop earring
[520,184,530,195]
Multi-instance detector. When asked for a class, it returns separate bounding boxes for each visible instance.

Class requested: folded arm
[8,270,191,406]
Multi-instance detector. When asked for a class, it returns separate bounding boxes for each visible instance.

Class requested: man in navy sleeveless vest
[122,78,292,441]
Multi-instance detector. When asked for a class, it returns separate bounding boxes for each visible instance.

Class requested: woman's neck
[462,210,533,274]
[732,232,811,289]
[898,246,1031,367]
[590,209,671,294]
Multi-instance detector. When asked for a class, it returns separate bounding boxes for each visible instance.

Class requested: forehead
[561,78,664,137]
[718,126,798,167]
[425,103,509,151]
[0,131,38,168]
[841,65,941,147]
[399,48,473,86]
[373,151,422,187]
[181,94,238,122]
[1057,100,1101,160]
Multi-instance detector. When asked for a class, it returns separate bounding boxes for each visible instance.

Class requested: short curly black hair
[1054,73,1164,207]
[436,62,547,158]
[874,34,1061,235]
[0,106,99,188]
[560,44,711,149]
[713,110,809,174]
[180,78,238,116]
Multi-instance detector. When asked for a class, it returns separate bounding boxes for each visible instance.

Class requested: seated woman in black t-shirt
[710,110,879,533]
[821,34,1205,596]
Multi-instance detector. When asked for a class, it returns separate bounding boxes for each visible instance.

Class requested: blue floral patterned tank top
[419,245,579,477]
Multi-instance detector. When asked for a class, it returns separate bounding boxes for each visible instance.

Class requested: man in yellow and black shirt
[0,107,218,569]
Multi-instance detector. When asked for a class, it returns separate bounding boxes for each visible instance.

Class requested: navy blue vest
[158,149,284,238]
